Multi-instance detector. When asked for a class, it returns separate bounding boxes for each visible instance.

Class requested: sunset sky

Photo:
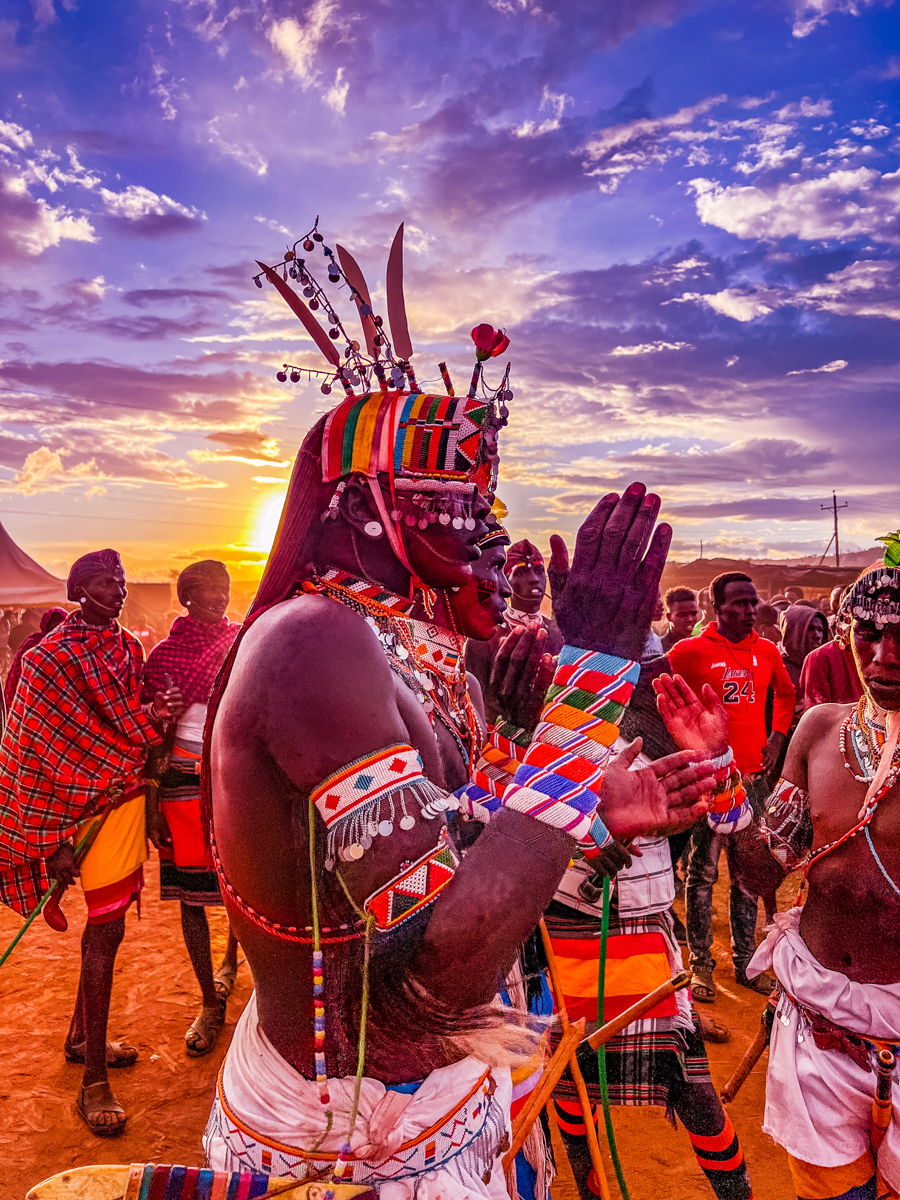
[0,0,898,579]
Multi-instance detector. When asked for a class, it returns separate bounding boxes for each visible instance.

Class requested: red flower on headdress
[471,323,511,362]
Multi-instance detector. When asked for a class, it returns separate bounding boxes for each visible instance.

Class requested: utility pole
[821,492,848,567]
[699,540,703,560]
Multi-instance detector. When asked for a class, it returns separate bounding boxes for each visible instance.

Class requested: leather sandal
[736,969,775,996]
[185,998,226,1057]
[691,970,716,1003]
[213,961,238,1002]
[698,1013,730,1043]
[76,1081,127,1137]
[65,1039,138,1068]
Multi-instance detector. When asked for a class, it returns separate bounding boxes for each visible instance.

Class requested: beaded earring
[363,521,383,539]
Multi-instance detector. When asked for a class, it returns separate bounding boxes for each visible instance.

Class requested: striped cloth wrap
[121,1161,282,1199]
[457,647,639,854]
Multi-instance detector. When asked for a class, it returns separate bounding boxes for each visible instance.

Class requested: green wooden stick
[0,816,105,969]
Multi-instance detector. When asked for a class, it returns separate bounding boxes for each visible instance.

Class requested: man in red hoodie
[669,572,795,1000]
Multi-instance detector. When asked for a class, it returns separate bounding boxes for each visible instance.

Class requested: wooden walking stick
[0,811,109,970]
[584,971,692,1051]
[504,1019,586,1167]
[870,1048,895,1153]
[720,999,775,1105]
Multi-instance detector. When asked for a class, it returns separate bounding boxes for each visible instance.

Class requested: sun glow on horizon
[250,488,289,554]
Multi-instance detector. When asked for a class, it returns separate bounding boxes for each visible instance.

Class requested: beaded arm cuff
[311,743,456,867]
[760,777,812,871]
[704,746,752,834]
[454,720,529,818]
[501,647,639,853]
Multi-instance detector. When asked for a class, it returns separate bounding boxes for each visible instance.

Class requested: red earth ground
[0,855,796,1200]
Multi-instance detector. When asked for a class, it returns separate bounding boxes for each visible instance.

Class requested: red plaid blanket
[0,613,160,914]
[141,616,240,707]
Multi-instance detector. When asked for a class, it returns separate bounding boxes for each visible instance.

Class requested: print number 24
[722,680,755,705]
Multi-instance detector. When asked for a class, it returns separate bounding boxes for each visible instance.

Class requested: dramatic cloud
[99,185,205,237]
[0,0,898,566]
[690,168,900,245]
[0,167,95,262]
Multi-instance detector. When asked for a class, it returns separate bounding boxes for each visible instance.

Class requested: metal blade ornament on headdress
[336,244,378,358]
[256,261,341,368]
[386,224,414,363]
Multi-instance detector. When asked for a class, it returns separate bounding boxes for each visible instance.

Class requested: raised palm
[601,739,715,839]
[653,673,728,755]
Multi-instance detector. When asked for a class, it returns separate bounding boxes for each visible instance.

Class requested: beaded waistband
[215,1060,492,1161]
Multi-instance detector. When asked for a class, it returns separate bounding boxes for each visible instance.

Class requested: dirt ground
[1,854,795,1200]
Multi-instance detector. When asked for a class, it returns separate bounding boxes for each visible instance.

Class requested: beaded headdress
[254,219,512,572]
[844,532,900,630]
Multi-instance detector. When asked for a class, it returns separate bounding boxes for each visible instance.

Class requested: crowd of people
[0,334,898,1200]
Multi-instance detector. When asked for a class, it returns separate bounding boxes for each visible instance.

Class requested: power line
[820,492,848,567]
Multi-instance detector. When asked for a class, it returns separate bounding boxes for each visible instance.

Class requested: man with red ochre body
[466,538,563,727]
[657,547,900,1200]
[0,550,182,1137]
[203,362,716,1195]
[668,571,795,1001]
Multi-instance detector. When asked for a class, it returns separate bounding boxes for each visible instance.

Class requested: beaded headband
[846,560,900,630]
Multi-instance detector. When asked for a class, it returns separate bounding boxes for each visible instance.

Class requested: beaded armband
[501,647,639,853]
[761,777,812,871]
[311,743,457,868]
[705,746,752,834]
[364,828,459,930]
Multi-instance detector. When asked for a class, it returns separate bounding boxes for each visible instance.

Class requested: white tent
[0,520,67,606]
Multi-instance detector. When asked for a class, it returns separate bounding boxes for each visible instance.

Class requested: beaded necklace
[810,696,900,871]
[302,568,480,775]
[839,697,900,802]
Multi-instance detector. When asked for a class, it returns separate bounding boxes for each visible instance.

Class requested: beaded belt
[780,987,900,1072]
[122,1162,275,1198]
[210,1064,507,1186]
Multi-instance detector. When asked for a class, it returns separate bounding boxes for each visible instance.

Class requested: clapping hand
[600,738,715,840]
[653,673,728,755]
[489,624,556,733]
[548,483,671,660]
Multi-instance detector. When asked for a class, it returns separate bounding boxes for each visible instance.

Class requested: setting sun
[249,488,288,555]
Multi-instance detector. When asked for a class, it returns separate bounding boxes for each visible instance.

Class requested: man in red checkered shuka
[0,549,182,1138]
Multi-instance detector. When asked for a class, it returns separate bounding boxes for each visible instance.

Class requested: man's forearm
[415,807,574,1008]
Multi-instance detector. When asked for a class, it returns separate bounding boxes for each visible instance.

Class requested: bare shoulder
[218,592,409,792]
[794,701,849,744]
[229,593,395,702]
[782,701,849,786]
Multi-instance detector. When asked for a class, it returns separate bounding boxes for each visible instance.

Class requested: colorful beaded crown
[255,218,512,497]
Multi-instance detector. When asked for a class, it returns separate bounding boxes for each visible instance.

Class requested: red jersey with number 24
[667,624,796,775]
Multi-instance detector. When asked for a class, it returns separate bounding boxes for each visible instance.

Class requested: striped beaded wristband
[501,647,639,852]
